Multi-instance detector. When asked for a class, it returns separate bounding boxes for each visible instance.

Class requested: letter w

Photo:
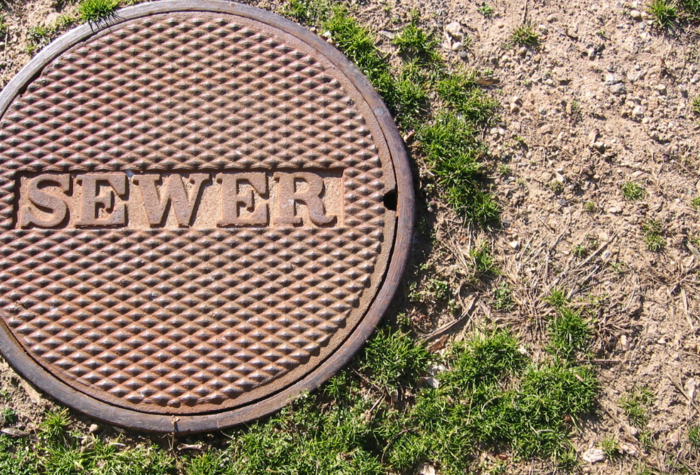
[133,174,210,227]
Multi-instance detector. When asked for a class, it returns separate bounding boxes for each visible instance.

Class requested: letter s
[20,174,71,228]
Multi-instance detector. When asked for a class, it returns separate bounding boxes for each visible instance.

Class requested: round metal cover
[0,1,412,432]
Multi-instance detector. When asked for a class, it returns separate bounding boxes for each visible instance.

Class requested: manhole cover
[0,1,412,432]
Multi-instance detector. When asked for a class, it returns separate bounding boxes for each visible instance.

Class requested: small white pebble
[583,448,605,464]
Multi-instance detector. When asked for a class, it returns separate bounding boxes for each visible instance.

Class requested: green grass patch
[545,286,568,309]
[408,277,451,304]
[621,181,646,200]
[683,0,700,19]
[0,435,39,475]
[0,406,16,425]
[470,241,499,275]
[392,17,443,66]
[545,289,593,361]
[78,0,118,23]
[358,327,431,392]
[25,25,51,55]
[693,95,700,115]
[620,386,654,428]
[689,424,700,448]
[417,113,500,223]
[0,430,173,475]
[478,2,495,17]
[493,281,514,311]
[322,5,401,116]
[602,435,621,458]
[642,219,665,252]
[647,0,678,29]
[548,306,593,360]
[509,23,540,48]
[39,408,71,442]
[0,326,599,474]
[44,439,174,475]
[572,244,588,258]
[436,72,499,127]
[393,62,431,129]
[281,0,330,25]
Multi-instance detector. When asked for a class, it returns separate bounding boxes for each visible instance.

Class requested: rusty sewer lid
[0,1,412,432]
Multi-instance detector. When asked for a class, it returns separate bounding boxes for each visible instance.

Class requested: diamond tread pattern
[0,15,387,412]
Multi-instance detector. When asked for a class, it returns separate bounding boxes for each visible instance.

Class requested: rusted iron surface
[0,0,413,432]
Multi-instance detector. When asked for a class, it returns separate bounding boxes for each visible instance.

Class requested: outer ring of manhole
[0,1,413,433]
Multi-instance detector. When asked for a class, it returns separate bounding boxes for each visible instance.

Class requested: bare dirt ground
[0,0,699,474]
[402,1,700,473]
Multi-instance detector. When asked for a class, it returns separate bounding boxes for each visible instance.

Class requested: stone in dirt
[609,83,626,95]
[419,464,436,475]
[582,448,605,463]
[445,21,463,40]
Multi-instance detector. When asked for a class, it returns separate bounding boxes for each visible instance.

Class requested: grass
[39,408,71,442]
[690,424,700,448]
[683,0,700,15]
[281,0,330,25]
[601,435,621,458]
[693,95,700,116]
[620,386,654,428]
[0,407,16,425]
[320,5,400,117]
[26,25,51,54]
[642,219,666,252]
[648,0,678,29]
[621,181,646,200]
[693,196,700,210]
[545,290,593,361]
[684,0,700,21]
[392,16,443,66]
[478,2,495,17]
[509,23,540,48]
[418,114,500,223]
[218,329,596,474]
[358,327,430,392]
[44,439,174,475]
[493,281,514,311]
[470,241,498,275]
[584,201,597,213]
[545,287,569,309]
[436,72,499,127]
[408,277,451,303]
[78,0,118,23]
[24,11,76,54]
[0,321,599,474]
[572,244,589,258]
[0,435,39,475]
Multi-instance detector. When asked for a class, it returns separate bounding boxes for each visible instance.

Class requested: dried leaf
[429,335,449,353]
[1,428,29,437]
[475,76,500,86]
